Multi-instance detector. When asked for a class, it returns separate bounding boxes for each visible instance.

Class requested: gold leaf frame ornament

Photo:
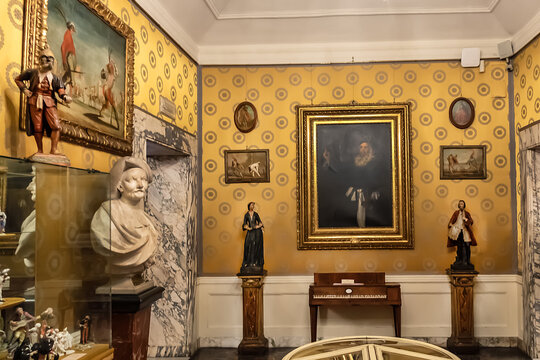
[21,0,135,155]
[296,103,414,249]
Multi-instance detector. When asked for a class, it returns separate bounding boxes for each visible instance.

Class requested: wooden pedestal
[237,273,268,354]
[446,269,479,354]
[111,286,164,360]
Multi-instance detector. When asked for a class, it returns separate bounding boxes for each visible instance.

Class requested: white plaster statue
[91,157,158,293]
[15,169,36,270]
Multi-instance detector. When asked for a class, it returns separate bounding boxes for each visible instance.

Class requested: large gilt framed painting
[21,0,135,155]
[296,103,414,249]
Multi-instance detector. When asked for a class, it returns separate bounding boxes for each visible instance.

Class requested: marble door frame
[132,107,198,357]
[518,120,540,358]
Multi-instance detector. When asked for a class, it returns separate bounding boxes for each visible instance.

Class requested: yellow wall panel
[0,0,197,171]
[202,61,514,275]
[512,34,540,272]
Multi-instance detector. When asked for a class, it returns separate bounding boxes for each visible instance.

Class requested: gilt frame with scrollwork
[296,103,414,250]
[21,0,134,155]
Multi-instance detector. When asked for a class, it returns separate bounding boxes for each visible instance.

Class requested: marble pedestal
[446,269,479,354]
[237,272,268,354]
[112,286,164,360]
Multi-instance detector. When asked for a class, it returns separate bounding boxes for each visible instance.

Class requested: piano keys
[309,272,401,342]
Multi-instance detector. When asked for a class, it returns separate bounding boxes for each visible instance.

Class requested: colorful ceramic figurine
[78,315,91,345]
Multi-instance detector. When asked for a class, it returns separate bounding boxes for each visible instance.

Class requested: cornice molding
[134,0,199,62]
[198,39,505,65]
[204,0,500,20]
[512,10,540,55]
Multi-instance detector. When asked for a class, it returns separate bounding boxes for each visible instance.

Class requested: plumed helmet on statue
[109,157,153,199]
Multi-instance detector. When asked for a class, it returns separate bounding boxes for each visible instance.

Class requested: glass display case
[0,156,112,359]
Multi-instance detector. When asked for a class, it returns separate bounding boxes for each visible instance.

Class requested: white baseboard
[195,274,523,348]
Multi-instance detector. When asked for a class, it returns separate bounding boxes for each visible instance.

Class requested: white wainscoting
[195,275,523,348]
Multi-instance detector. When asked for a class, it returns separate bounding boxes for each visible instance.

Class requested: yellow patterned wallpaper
[0,0,197,172]
[513,34,540,272]
[202,61,515,275]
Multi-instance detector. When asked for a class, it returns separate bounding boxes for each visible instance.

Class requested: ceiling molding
[204,0,500,20]
[135,0,199,62]
[198,39,503,65]
[511,10,540,55]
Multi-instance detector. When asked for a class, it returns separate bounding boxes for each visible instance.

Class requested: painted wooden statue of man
[447,200,477,270]
[14,48,72,157]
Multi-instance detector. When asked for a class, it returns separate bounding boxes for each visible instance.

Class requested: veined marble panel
[132,108,198,357]
[519,121,540,359]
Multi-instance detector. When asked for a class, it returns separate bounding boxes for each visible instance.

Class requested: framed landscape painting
[21,0,135,155]
[296,103,414,250]
[440,145,487,179]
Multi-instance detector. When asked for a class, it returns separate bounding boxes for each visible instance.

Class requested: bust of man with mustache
[91,157,158,292]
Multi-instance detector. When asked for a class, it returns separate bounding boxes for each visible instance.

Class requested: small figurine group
[6,307,76,360]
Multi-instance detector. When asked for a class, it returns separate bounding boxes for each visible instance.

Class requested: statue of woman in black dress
[240,202,264,274]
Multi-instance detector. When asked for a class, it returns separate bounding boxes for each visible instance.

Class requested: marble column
[519,121,540,358]
[132,108,198,357]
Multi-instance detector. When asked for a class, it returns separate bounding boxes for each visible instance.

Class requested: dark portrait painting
[317,123,393,228]
[296,103,414,250]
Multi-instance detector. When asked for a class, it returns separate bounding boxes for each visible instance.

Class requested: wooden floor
[190,347,531,360]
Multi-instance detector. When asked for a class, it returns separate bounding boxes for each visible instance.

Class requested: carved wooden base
[446,269,479,354]
[237,273,268,354]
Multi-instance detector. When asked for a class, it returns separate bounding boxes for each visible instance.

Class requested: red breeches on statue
[29,103,61,133]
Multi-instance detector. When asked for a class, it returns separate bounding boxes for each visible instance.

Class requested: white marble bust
[91,157,158,286]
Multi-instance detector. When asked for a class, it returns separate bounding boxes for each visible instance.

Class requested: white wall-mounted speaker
[497,40,513,59]
[461,48,480,68]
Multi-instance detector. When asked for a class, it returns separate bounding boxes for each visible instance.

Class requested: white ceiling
[136,0,540,65]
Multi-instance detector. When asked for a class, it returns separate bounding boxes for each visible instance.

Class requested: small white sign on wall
[159,95,176,120]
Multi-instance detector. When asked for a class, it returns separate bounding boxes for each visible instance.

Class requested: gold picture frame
[296,103,414,249]
[21,0,135,155]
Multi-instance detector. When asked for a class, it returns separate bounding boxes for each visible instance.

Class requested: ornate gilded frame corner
[21,0,135,155]
[296,103,414,250]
